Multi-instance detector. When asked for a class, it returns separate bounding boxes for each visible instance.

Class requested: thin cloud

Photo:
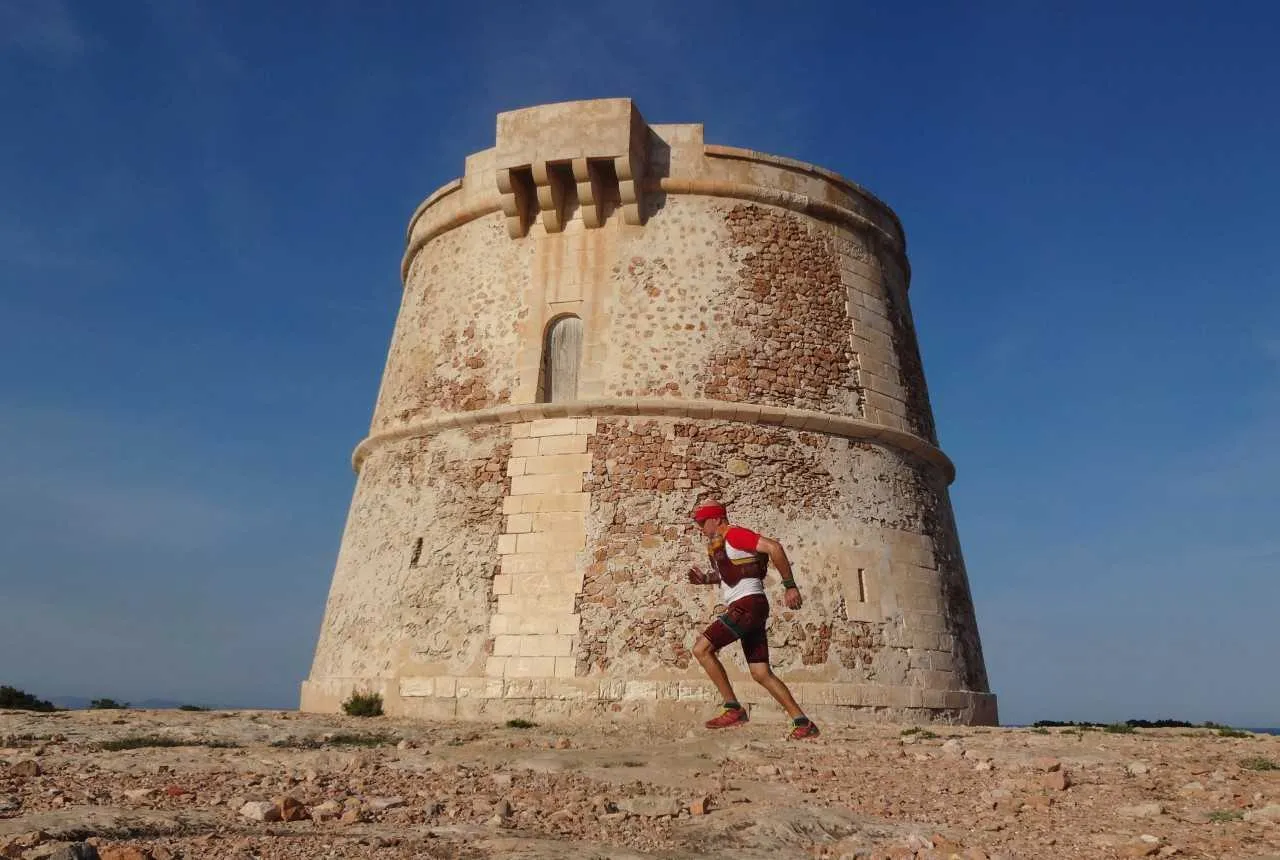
[0,0,85,60]
[0,404,250,550]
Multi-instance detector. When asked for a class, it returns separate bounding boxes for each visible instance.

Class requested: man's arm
[757,536,803,609]
[687,565,721,585]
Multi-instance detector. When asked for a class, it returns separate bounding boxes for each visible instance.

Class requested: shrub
[178,705,210,712]
[505,718,537,729]
[1103,723,1135,734]
[1241,757,1278,771]
[0,686,56,712]
[98,735,236,751]
[90,699,129,710]
[1208,810,1243,822]
[1216,727,1251,738]
[101,735,183,750]
[327,732,396,747]
[341,691,383,717]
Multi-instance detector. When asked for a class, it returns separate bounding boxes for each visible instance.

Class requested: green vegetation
[100,735,238,751]
[327,732,396,747]
[341,691,384,717]
[0,686,57,712]
[178,704,210,712]
[90,698,129,709]
[1033,718,1253,736]
[272,731,397,749]
[1240,757,1278,771]
[505,718,538,729]
[900,727,938,739]
[1207,810,1243,823]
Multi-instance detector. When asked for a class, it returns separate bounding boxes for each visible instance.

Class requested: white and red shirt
[707,526,769,605]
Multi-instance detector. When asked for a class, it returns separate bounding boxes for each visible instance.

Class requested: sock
[792,715,810,726]
[724,701,742,710]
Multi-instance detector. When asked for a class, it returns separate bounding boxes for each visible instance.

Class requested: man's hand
[687,566,707,584]
[783,587,803,610]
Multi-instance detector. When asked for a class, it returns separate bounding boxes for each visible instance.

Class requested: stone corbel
[496,167,535,238]
[531,161,566,233]
[572,158,605,229]
[615,154,645,225]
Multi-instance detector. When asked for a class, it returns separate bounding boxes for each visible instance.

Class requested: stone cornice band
[352,399,955,484]
[400,178,912,285]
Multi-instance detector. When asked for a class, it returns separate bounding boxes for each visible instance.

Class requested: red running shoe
[788,720,820,740]
[705,706,749,729]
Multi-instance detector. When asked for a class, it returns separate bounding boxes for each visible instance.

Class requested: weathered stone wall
[576,418,986,692]
[303,98,996,726]
[370,216,528,433]
[305,426,509,696]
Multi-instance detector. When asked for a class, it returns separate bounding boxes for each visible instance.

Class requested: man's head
[692,501,728,539]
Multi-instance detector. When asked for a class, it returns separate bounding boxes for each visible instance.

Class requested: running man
[686,500,819,739]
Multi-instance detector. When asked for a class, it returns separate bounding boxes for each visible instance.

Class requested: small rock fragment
[97,846,149,860]
[365,795,404,813]
[238,800,281,822]
[276,795,309,822]
[311,799,342,821]
[48,844,102,860]
[1042,769,1071,791]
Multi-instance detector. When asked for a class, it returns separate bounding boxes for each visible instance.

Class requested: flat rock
[1243,803,1280,823]
[0,807,217,841]
[9,761,41,778]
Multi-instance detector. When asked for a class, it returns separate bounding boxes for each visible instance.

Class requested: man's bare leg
[749,663,804,720]
[692,635,739,705]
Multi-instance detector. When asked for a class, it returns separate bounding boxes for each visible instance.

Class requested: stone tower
[301,98,997,726]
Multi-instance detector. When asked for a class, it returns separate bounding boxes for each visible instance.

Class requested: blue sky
[1,1,1276,726]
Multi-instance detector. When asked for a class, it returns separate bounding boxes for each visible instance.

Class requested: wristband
[781,579,797,589]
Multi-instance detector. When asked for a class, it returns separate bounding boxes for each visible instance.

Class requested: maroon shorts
[702,594,771,664]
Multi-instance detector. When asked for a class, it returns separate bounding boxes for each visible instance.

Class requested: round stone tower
[301,98,997,726]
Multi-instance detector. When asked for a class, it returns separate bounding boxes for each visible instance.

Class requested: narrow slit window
[540,315,583,403]
[856,568,867,602]
[409,537,423,567]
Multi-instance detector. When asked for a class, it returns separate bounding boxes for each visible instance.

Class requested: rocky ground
[1,709,1278,859]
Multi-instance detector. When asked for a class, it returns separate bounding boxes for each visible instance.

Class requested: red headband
[692,503,727,523]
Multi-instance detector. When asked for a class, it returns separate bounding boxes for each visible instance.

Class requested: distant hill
[48,696,200,710]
